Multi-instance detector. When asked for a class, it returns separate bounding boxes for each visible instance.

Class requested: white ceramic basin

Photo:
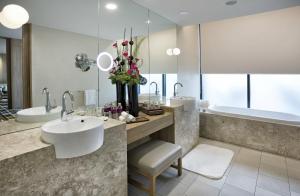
[139,93,160,103]
[41,115,104,159]
[16,106,62,123]
[170,96,196,112]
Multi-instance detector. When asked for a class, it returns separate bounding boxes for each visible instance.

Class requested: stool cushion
[128,140,182,175]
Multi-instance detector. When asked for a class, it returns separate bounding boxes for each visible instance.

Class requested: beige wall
[201,6,300,74]
[31,25,116,107]
[139,28,177,74]
[177,25,200,99]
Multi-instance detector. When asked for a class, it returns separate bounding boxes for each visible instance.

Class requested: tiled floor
[128,138,300,196]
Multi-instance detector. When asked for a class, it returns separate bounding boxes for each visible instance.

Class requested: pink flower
[122,40,128,46]
[131,63,137,69]
[123,51,128,57]
[112,42,118,48]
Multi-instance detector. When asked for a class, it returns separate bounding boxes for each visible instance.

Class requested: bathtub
[207,105,300,126]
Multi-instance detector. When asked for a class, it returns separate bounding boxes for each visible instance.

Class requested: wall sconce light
[0,4,29,29]
[166,48,181,56]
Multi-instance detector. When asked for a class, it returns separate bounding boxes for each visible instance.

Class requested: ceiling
[0,0,175,40]
[133,0,300,25]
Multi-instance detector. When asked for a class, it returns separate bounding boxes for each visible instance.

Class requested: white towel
[84,89,97,106]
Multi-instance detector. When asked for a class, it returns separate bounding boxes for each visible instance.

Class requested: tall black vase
[127,84,139,117]
[116,81,126,111]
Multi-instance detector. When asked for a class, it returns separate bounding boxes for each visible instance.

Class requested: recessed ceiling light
[225,0,237,6]
[179,11,189,15]
[105,3,117,10]
[145,20,151,24]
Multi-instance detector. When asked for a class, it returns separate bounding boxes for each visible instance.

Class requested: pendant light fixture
[0,4,29,29]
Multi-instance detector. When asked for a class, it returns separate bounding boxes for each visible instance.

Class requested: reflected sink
[41,116,104,159]
[16,106,62,123]
[139,93,160,103]
[170,96,196,112]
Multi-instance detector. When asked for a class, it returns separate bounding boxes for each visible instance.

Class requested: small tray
[126,116,149,124]
[140,107,164,116]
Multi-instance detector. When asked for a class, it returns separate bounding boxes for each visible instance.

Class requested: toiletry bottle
[117,103,123,118]
[111,104,117,119]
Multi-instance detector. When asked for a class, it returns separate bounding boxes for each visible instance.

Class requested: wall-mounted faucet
[61,90,74,121]
[42,87,57,113]
[173,82,183,97]
[150,81,160,96]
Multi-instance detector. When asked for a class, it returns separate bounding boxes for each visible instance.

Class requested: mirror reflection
[0,0,177,125]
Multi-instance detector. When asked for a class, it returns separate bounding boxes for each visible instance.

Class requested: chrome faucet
[150,81,160,96]
[173,82,183,97]
[42,87,57,112]
[61,91,74,121]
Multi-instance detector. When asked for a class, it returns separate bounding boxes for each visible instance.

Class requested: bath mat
[183,144,234,179]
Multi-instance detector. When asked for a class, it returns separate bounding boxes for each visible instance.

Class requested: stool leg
[149,176,156,196]
[178,158,182,176]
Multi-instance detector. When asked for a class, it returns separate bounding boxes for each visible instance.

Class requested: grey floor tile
[291,192,300,196]
[257,175,290,196]
[231,162,259,178]
[226,169,257,193]
[220,184,254,196]
[177,170,198,186]
[158,179,183,196]
[289,178,300,194]
[259,162,288,182]
[255,187,283,196]
[261,152,286,169]
[185,180,220,196]
[196,174,226,189]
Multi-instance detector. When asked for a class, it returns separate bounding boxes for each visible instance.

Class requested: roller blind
[201,6,300,74]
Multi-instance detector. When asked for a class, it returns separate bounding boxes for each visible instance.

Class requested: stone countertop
[0,120,43,136]
[0,118,125,162]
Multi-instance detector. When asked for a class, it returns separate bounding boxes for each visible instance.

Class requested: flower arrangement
[109,28,144,86]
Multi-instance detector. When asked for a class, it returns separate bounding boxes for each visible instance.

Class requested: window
[251,75,300,115]
[202,74,248,108]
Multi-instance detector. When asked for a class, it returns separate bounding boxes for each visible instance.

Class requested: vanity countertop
[0,118,125,162]
[0,120,43,136]
[126,111,174,144]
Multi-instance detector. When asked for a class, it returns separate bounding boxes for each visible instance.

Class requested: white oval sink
[41,116,104,159]
[16,106,62,123]
[170,96,196,112]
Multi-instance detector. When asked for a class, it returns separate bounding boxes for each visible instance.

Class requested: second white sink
[41,116,104,159]
[170,96,196,112]
[16,106,62,123]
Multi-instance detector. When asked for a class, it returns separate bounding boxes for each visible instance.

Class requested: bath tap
[173,82,183,97]
[61,90,74,121]
[150,81,160,96]
[42,87,57,113]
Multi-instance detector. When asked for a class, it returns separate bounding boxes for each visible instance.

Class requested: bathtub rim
[202,106,300,127]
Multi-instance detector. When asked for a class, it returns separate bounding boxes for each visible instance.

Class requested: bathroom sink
[139,93,160,103]
[170,96,196,112]
[16,106,62,123]
[41,115,104,158]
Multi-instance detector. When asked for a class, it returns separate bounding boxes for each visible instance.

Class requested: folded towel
[84,89,97,106]
[199,100,209,108]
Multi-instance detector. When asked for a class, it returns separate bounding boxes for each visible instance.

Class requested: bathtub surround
[0,119,127,196]
[200,112,300,160]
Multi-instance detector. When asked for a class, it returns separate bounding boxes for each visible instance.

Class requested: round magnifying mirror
[96,52,113,72]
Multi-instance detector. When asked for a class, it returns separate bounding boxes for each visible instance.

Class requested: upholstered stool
[128,140,182,196]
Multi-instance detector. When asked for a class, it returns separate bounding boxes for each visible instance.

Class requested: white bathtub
[207,105,300,126]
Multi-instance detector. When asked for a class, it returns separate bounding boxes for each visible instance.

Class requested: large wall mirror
[0,0,177,122]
